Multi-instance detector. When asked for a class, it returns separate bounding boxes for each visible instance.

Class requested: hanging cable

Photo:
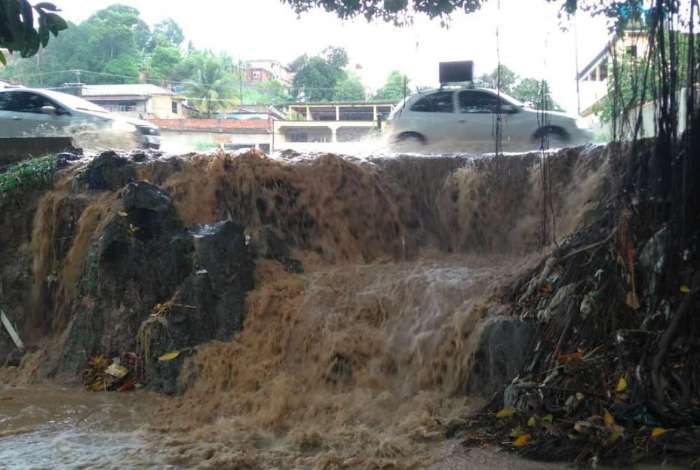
[493,0,504,159]
[538,31,555,247]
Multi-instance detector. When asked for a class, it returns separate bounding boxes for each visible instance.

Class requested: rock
[58,183,193,378]
[137,315,185,395]
[138,220,255,394]
[537,283,577,323]
[83,151,134,191]
[122,181,173,214]
[639,227,669,305]
[192,220,254,293]
[129,151,147,162]
[250,227,304,273]
[467,318,535,398]
[55,152,82,169]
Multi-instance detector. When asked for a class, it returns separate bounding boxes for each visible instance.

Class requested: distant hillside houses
[59,83,188,120]
[244,60,293,87]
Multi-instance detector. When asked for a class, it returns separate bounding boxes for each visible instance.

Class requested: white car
[0,87,161,149]
[386,87,591,152]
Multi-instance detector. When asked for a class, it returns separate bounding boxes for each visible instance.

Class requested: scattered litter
[0,309,24,352]
[82,353,143,392]
[158,351,180,362]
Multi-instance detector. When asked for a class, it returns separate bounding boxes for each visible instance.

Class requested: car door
[0,91,72,138]
[406,91,457,143]
[0,92,22,137]
[455,90,497,148]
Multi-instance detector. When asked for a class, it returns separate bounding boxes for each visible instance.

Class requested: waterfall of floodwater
[2,145,612,468]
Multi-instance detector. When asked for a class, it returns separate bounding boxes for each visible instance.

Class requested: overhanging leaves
[0,0,67,60]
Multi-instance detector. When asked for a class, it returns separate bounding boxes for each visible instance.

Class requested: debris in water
[82,353,143,392]
[0,309,24,352]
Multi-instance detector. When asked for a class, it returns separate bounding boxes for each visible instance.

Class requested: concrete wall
[0,137,76,167]
[160,130,271,153]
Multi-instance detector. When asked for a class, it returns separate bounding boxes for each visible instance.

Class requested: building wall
[147,95,185,119]
[579,32,650,117]
[94,100,147,118]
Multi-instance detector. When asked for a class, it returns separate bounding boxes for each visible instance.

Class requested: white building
[68,84,188,120]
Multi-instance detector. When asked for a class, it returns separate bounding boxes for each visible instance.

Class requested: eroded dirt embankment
[0,146,613,467]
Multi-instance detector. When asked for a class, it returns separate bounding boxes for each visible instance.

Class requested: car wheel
[533,126,570,149]
[395,132,427,151]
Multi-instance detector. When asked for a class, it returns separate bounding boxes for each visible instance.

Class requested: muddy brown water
[0,384,568,470]
[1,147,658,469]
[0,385,165,469]
[1,386,672,469]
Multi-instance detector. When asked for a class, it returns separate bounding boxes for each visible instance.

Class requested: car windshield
[40,89,109,113]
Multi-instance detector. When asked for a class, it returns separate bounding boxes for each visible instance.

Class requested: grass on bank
[0,155,57,199]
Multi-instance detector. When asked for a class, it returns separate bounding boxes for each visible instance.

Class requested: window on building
[627,45,638,58]
[116,101,137,112]
[599,59,608,80]
[410,91,454,113]
[289,132,308,142]
[172,101,179,114]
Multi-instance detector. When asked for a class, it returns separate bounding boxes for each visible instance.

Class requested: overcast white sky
[54,0,613,112]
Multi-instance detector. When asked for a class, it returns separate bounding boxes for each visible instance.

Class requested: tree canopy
[334,72,366,101]
[281,0,649,30]
[477,65,563,111]
[373,71,411,101]
[290,46,367,102]
[186,54,237,117]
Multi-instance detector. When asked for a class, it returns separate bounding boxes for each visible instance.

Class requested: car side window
[3,92,54,114]
[459,91,506,113]
[0,93,13,111]
[410,91,454,113]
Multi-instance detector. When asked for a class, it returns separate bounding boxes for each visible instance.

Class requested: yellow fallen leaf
[543,414,554,423]
[158,351,180,362]
[527,416,537,427]
[604,409,615,427]
[510,426,526,438]
[680,285,690,294]
[616,376,628,393]
[606,425,624,446]
[651,427,668,438]
[513,433,531,447]
[496,407,516,418]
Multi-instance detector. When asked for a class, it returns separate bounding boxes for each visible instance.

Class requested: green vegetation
[290,46,363,102]
[594,31,696,126]
[281,0,648,30]
[477,65,563,111]
[1,4,291,109]
[334,72,366,101]
[0,155,57,199]
[373,71,411,101]
[186,54,237,117]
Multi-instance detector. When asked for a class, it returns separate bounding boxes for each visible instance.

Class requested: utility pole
[574,13,581,116]
[239,61,244,105]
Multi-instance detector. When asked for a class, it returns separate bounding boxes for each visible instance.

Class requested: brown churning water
[5,145,611,468]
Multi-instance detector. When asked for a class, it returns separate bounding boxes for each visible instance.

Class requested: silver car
[0,87,160,149]
[386,87,591,152]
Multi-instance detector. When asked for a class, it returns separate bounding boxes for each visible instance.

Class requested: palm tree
[186,57,236,118]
